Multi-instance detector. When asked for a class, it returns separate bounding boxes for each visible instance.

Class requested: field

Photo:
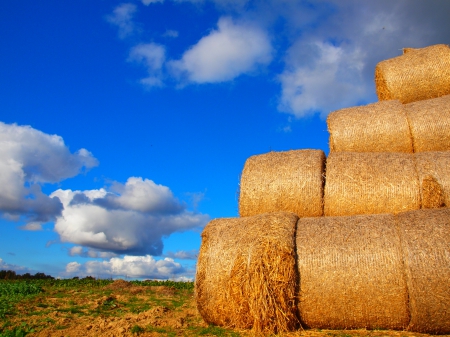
[0,278,448,337]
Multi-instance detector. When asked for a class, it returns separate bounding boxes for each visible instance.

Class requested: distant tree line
[0,270,54,280]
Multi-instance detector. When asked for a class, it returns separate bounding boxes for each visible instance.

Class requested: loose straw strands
[195,212,300,334]
[405,94,450,152]
[296,214,410,330]
[375,44,450,104]
[396,208,450,334]
[239,150,325,218]
[324,152,421,216]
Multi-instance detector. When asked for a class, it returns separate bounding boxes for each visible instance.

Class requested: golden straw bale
[396,208,450,334]
[405,94,450,152]
[375,44,450,104]
[415,151,450,208]
[195,212,299,334]
[324,152,420,216]
[296,214,409,330]
[239,150,325,217]
[327,100,413,153]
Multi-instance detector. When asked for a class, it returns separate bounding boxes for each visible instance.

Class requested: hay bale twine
[396,208,450,334]
[324,152,421,216]
[327,100,413,153]
[195,212,299,333]
[405,94,450,152]
[375,44,450,104]
[239,150,325,217]
[296,214,409,330]
[415,151,450,208]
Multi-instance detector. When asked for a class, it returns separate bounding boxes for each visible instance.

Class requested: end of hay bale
[195,212,300,333]
[374,63,391,101]
[421,175,445,209]
[239,150,325,218]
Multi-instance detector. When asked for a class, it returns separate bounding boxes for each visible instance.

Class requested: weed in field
[131,324,145,334]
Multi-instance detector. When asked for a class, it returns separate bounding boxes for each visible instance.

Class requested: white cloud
[65,261,81,273]
[64,255,192,280]
[128,43,166,87]
[68,246,117,259]
[20,222,43,231]
[106,3,138,39]
[0,122,98,222]
[163,30,179,38]
[168,17,273,83]
[278,41,367,118]
[51,177,209,256]
[142,0,164,4]
[165,249,198,260]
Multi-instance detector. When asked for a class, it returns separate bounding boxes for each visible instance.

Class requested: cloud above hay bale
[0,122,98,223]
[51,177,209,256]
[168,17,273,83]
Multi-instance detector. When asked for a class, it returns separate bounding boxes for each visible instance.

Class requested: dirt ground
[2,280,449,337]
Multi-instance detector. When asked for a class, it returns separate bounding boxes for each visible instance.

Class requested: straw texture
[324,152,421,216]
[375,44,450,103]
[195,212,299,333]
[415,151,450,208]
[296,214,410,330]
[405,94,450,152]
[397,208,450,334]
[239,150,325,217]
[327,100,413,153]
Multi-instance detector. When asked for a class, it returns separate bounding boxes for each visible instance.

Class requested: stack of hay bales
[195,44,450,335]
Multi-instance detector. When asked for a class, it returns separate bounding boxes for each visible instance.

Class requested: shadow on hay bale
[397,208,450,334]
[239,150,325,218]
[296,213,410,330]
[324,152,421,216]
[375,44,450,104]
[327,100,413,153]
[405,94,450,152]
[195,212,300,334]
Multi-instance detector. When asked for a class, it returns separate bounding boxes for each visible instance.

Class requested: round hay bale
[396,208,450,334]
[195,212,299,334]
[375,44,450,104]
[327,100,413,153]
[405,94,450,152]
[415,151,450,208]
[296,214,409,330]
[324,152,421,216]
[239,150,325,218]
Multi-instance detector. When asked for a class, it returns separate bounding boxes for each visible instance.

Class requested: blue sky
[1,0,449,280]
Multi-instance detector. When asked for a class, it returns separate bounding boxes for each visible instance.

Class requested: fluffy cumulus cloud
[64,255,191,280]
[51,177,209,256]
[128,43,166,87]
[106,3,138,39]
[278,42,367,117]
[0,122,98,223]
[168,17,273,83]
